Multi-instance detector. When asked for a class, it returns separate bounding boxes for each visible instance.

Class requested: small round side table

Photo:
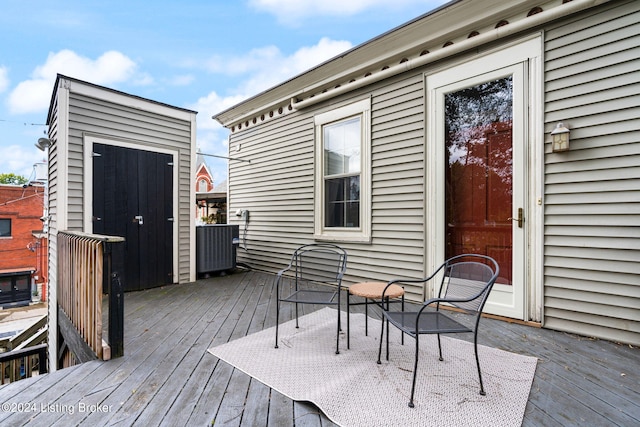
[347,281,404,349]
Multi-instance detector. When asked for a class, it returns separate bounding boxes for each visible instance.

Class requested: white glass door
[427,41,537,319]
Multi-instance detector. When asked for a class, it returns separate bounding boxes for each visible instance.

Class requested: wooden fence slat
[56,231,124,368]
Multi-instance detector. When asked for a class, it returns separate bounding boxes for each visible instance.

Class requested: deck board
[0,270,638,426]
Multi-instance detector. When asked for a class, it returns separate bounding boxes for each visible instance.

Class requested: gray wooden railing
[0,344,48,384]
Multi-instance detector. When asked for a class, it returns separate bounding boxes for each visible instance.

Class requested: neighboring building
[195,154,228,224]
[0,184,47,307]
[45,74,197,370]
[195,153,214,194]
[214,0,640,345]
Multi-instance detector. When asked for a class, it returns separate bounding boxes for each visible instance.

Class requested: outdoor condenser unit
[196,224,239,274]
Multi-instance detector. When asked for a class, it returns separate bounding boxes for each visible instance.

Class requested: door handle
[133,215,144,225]
[508,208,524,228]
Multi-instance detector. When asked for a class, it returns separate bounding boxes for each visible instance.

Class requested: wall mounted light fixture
[551,122,570,152]
[35,137,51,151]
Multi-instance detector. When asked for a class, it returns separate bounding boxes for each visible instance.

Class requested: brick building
[195,154,227,224]
[0,184,47,307]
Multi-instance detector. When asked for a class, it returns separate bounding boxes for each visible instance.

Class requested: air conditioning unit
[195,224,239,275]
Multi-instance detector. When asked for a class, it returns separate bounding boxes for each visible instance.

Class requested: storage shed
[45,74,197,368]
[214,0,640,345]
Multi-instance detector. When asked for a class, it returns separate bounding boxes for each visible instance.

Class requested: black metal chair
[377,254,499,407]
[275,243,348,354]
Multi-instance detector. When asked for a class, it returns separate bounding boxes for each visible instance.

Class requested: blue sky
[0,0,448,184]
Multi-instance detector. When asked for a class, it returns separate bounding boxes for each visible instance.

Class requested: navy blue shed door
[92,143,173,291]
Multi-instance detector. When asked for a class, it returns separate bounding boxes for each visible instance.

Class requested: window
[198,179,208,192]
[0,219,10,237]
[314,99,371,242]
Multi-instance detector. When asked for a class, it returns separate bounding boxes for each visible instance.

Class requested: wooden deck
[0,270,638,426]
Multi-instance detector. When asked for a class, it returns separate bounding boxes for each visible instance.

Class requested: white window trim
[314,98,371,243]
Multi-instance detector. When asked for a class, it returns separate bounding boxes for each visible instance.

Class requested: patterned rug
[208,307,537,427]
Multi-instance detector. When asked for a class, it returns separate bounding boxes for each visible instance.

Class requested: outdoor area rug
[208,307,537,427]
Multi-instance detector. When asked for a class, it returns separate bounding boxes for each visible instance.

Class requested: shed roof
[46,74,198,126]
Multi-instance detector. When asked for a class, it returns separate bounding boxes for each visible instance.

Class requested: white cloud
[240,37,353,99]
[8,50,138,114]
[195,37,352,132]
[34,50,137,84]
[189,91,248,131]
[206,37,351,78]
[0,66,8,93]
[249,0,443,23]
[168,74,195,86]
[0,144,44,179]
[205,37,351,93]
[206,46,282,75]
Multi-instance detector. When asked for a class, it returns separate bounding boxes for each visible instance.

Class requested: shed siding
[47,97,60,285]
[62,90,194,283]
[230,73,427,298]
[543,2,640,344]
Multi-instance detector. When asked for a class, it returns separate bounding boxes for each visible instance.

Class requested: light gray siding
[543,1,640,344]
[230,72,428,298]
[47,96,60,279]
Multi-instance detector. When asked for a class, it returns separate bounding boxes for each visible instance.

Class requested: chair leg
[335,308,340,355]
[474,338,486,395]
[275,300,280,349]
[385,298,390,360]
[376,315,385,364]
[347,293,351,349]
[408,333,420,408]
[401,293,405,345]
[364,298,369,336]
[437,333,443,361]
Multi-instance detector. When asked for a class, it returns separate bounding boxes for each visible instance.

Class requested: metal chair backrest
[293,243,348,286]
[439,254,499,314]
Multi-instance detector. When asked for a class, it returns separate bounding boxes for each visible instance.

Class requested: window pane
[324,117,361,176]
[325,176,360,228]
[0,219,10,237]
[0,278,10,293]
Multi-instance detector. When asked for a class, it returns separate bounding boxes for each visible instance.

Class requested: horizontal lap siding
[367,75,426,299]
[67,93,194,283]
[230,113,316,272]
[543,1,640,345]
[47,99,60,301]
[230,73,427,299]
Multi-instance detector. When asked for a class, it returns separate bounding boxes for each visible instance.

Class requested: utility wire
[0,119,47,126]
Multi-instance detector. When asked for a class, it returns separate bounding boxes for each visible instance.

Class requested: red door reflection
[445,77,513,285]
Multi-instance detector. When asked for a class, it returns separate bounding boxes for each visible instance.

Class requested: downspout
[291,0,612,110]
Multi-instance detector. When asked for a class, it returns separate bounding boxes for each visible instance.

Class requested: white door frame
[425,37,543,321]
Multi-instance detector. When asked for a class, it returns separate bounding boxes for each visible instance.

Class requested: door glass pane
[444,76,513,285]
